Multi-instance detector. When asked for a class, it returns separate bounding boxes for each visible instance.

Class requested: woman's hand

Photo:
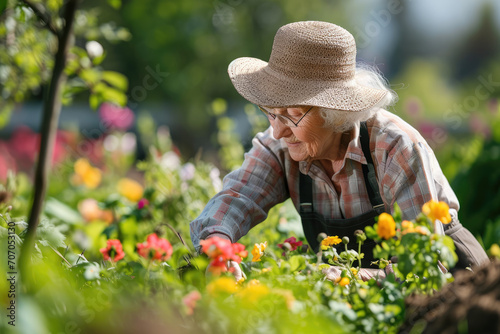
[205,260,246,282]
[322,266,390,282]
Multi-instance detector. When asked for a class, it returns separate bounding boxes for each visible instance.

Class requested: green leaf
[211,98,227,116]
[80,68,101,85]
[36,220,66,249]
[107,0,122,9]
[288,255,306,272]
[89,93,101,110]
[101,86,127,107]
[44,197,82,225]
[102,71,128,91]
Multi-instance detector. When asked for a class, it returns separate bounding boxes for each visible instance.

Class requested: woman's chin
[288,149,308,162]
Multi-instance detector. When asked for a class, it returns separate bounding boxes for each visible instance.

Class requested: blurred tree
[452,3,500,81]
[0,0,130,275]
[80,0,347,154]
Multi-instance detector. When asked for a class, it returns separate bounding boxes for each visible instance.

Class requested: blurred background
[1,0,500,243]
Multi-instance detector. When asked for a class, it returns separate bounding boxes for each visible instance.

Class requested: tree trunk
[19,0,80,274]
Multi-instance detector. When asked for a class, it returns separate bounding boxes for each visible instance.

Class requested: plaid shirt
[190,109,458,252]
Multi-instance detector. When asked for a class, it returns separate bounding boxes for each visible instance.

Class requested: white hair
[319,63,398,132]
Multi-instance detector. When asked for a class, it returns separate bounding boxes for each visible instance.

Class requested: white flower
[160,151,181,170]
[85,41,104,58]
[180,162,196,181]
[120,132,136,154]
[210,167,222,192]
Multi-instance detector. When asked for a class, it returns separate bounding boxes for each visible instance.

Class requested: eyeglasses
[258,106,314,128]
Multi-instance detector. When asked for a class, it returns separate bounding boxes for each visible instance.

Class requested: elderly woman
[190,21,488,279]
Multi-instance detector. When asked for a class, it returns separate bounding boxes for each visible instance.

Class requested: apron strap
[299,171,314,213]
[359,122,385,210]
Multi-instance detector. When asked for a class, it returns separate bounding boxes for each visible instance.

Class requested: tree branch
[20,0,60,36]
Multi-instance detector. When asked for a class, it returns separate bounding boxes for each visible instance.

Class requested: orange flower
[72,158,102,189]
[422,200,451,224]
[414,226,430,235]
[78,198,113,223]
[117,178,144,202]
[320,236,341,250]
[401,220,415,235]
[339,277,350,287]
[376,213,396,239]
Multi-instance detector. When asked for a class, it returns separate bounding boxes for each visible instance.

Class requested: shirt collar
[298,122,368,175]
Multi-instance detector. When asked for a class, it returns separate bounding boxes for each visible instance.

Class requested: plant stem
[358,241,362,269]
[19,0,80,276]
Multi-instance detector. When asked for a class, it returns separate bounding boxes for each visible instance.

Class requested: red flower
[278,237,303,252]
[200,237,235,260]
[100,239,125,262]
[231,243,248,263]
[200,236,248,275]
[136,233,173,261]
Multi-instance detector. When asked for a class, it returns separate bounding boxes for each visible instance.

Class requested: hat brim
[228,57,387,112]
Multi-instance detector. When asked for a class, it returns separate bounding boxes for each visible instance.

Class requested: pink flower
[136,233,173,261]
[137,198,149,209]
[99,103,134,131]
[100,239,125,262]
[183,291,201,315]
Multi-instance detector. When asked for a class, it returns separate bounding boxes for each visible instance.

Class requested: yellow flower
[350,268,358,276]
[422,200,451,224]
[261,267,272,273]
[320,236,341,250]
[117,178,144,202]
[206,277,237,297]
[339,277,350,287]
[248,279,260,286]
[377,213,396,240]
[236,283,270,304]
[72,158,102,189]
[251,242,267,262]
[488,244,500,258]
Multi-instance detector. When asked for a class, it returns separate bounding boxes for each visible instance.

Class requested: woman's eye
[288,111,302,118]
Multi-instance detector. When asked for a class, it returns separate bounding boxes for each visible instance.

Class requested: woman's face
[268,106,339,162]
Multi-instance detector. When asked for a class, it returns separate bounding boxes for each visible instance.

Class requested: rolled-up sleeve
[190,130,289,253]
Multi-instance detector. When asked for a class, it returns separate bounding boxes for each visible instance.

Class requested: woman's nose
[271,119,292,139]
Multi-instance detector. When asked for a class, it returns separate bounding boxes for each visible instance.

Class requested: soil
[400,258,500,334]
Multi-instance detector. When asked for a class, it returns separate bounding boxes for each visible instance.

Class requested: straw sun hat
[228,21,387,112]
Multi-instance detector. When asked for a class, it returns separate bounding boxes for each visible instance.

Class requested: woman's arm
[190,129,290,253]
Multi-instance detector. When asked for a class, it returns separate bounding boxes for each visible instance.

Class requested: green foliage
[0,0,131,127]
[452,136,500,237]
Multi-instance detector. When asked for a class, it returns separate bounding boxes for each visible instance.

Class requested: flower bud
[317,232,328,242]
[354,230,366,244]
[342,236,349,245]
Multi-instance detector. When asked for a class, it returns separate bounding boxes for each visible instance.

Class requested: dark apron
[299,122,384,267]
